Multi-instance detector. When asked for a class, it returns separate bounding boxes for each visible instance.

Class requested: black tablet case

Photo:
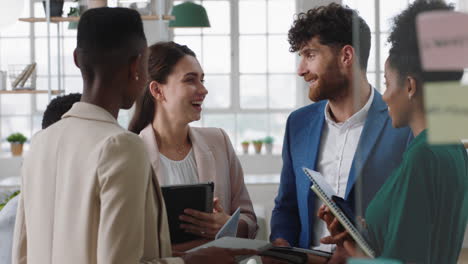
[161,182,214,243]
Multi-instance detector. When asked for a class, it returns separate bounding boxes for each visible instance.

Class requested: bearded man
[270,3,412,263]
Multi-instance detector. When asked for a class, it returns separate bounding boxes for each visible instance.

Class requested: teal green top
[365,130,468,264]
[348,258,402,264]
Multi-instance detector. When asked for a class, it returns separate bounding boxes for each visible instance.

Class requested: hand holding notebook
[302,167,376,258]
[161,182,215,243]
[180,196,234,240]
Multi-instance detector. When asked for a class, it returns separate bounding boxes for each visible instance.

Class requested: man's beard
[308,61,349,102]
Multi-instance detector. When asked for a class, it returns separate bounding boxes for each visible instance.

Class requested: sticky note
[425,81,468,144]
[417,11,468,70]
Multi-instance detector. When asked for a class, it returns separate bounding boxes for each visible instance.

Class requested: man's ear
[340,45,355,69]
[129,54,142,81]
[149,81,165,102]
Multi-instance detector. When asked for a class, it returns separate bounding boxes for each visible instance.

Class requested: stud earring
[135,75,139,81]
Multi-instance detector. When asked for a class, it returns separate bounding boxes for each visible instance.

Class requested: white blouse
[159,148,199,185]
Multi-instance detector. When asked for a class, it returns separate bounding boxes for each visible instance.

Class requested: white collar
[324,86,374,130]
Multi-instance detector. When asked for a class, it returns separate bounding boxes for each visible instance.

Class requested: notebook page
[215,207,241,240]
[303,168,336,199]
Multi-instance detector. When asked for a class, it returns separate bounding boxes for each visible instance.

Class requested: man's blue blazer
[270,90,412,248]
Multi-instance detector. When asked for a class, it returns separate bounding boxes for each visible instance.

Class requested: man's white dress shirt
[311,88,374,252]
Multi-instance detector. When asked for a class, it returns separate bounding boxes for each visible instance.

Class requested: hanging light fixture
[169,1,210,28]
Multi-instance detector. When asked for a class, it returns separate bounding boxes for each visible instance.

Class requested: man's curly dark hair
[388,0,462,83]
[288,3,371,70]
[42,93,82,129]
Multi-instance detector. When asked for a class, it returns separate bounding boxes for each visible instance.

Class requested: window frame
[0,1,80,151]
[171,0,302,152]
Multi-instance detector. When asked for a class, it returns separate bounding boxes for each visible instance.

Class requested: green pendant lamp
[169,1,211,28]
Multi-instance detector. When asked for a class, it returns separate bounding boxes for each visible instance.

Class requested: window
[0,0,34,151]
[3,0,459,153]
[173,0,299,153]
[0,0,84,151]
[343,0,458,93]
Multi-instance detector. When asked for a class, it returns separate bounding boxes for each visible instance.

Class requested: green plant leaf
[0,190,20,212]
[6,133,27,144]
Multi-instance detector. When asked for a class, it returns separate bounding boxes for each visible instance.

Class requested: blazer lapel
[189,128,216,185]
[139,125,165,185]
[295,103,326,246]
[295,103,326,173]
[345,90,389,198]
[296,105,325,195]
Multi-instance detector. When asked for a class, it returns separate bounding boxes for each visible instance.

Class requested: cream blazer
[139,125,258,238]
[12,103,183,264]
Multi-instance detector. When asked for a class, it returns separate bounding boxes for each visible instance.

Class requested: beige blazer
[12,103,183,264]
[140,125,258,238]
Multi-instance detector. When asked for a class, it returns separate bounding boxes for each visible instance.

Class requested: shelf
[0,90,63,95]
[19,15,175,23]
[19,17,79,22]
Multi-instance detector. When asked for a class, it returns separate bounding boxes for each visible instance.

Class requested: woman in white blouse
[128,41,257,251]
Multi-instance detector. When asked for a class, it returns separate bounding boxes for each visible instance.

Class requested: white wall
[246,183,278,241]
[143,20,170,45]
[0,155,22,180]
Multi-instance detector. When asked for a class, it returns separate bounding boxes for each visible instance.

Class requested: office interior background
[0,0,467,261]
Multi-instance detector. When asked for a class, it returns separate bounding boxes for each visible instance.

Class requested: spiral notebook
[302,167,376,258]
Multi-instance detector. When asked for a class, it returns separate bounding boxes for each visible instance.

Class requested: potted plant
[241,140,250,154]
[7,132,27,156]
[252,139,263,154]
[42,0,65,17]
[263,136,274,154]
[67,0,80,29]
